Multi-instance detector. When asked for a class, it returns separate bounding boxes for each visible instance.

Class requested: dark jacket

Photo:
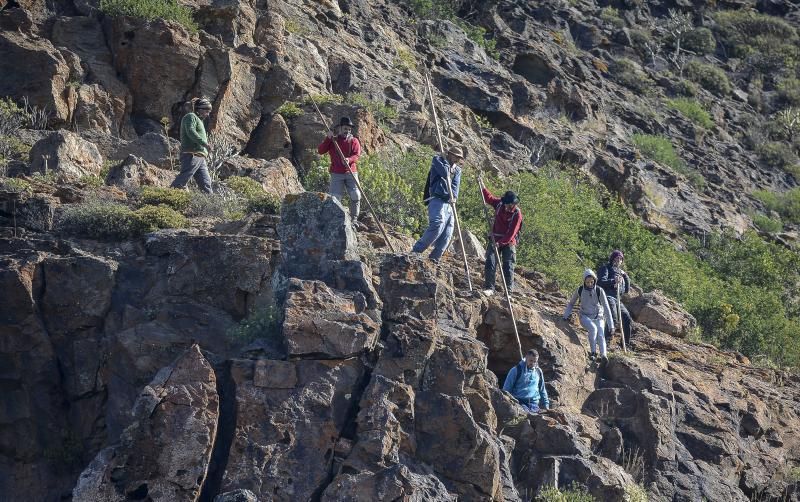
[427,155,461,202]
[597,263,629,299]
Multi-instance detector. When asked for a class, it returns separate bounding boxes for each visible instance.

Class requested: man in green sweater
[171,97,214,194]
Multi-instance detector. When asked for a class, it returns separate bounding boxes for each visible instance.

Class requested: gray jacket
[563,269,614,329]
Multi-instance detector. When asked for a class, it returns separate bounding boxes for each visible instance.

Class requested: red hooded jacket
[318,135,361,174]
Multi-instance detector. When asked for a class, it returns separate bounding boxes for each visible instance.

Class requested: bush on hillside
[713,10,799,70]
[682,27,716,55]
[133,204,187,232]
[226,304,282,344]
[666,98,714,128]
[684,60,732,96]
[756,141,798,173]
[98,0,197,32]
[610,58,654,94]
[139,186,191,211]
[60,201,142,239]
[752,213,783,233]
[224,176,281,215]
[753,188,800,223]
[632,134,685,170]
[536,483,595,502]
[776,77,800,108]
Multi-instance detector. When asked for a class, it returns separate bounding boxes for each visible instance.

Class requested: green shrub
[632,134,685,170]
[536,483,595,502]
[624,483,649,502]
[756,141,798,172]
[753,214,783,234]
[225,176,264,199]
[79,175,104,188]
[456,20,500,60]
[671,79,699,97]
[186,191,245,220]
[139,186,191,210]
[666,98,714,128]
[133,204,187,232]
[610,58,654,94]
[98,0,197,32]
[346,93,398,125]
[682,27,716,55]
[754,188,800,223]
[777,77,800,108]
[684,60,732,95]
[713,10,798,70]
[227,305,282,344]
[246,195,281,214]
[1,178,32,193]
[60,201,142,239]
[600,6,624,29]
[275,102,304,119]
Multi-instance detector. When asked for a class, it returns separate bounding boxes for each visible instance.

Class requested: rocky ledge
[1,192,799,501]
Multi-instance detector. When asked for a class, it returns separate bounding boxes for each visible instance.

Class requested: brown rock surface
[28,130,104,180]
[627,289,698,338]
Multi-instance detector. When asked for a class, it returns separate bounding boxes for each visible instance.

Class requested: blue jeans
[518,398,540,413]
[412,198,454,260]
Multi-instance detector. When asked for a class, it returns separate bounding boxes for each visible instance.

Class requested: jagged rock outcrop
[28,130,104,180]
[104,154,174,191]
[73,344,219,501]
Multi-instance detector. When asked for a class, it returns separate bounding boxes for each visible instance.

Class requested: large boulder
[0,30,78,125]
[220,358,365,500]
[105,154,174,190]
[246,113,293,160]
[282,279,380,358]
[28,130,103,180]
[277,192,358,279]
[72,344,219,502]
[627,290,697,337]
[107,17,203,123]
[83,131,180,171]
[219,156,303,199]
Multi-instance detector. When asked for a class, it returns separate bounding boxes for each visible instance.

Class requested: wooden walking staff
[478,176,523,360]
[616,280,627,353]
[306,93,396,253]
[423,73,473,292]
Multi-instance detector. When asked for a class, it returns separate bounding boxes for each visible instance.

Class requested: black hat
[501,191,519,204]
[338,116,355,128]
[195,97,212,110]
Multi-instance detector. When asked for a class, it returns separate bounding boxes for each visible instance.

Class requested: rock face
[105,155,174,190]
[73,344,219,501]
[627,290,697,337]
[28,130,104,180]
[219,156,304,199]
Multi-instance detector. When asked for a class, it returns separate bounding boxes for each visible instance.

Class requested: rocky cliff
[2,0,800,501]
[1,192,799,501]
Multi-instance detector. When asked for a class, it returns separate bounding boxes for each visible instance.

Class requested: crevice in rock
[198,360,237,502]
[310,362,375,501]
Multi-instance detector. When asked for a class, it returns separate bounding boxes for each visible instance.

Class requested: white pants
[580,314,607,357]
[329,172,361,219]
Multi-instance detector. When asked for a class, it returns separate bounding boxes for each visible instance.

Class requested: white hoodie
[563,269,615,330]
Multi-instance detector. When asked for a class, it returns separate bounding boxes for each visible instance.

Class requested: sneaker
[589,352,596,362]
[482,289,494,296]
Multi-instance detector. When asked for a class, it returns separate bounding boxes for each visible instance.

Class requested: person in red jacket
[480,185,523,296]
[318,116,362,225]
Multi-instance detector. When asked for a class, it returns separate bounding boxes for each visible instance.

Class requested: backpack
[423,170,432,206]
[511,360,544,390]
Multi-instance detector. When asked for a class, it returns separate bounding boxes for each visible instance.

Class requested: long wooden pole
[617,280,627,353]
[479,177,523,360]
[424,73,473,291]
[307,94,396,253]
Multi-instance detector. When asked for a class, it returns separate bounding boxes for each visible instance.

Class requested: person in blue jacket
[502,349,550,413]
[411,146,464,262]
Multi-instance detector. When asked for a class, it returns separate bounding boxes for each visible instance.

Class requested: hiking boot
[600,355,609,364]
[482,289,494,296]
[588,352,596,362]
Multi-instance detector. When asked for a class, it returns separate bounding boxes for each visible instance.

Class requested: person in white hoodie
[563,269,615,362]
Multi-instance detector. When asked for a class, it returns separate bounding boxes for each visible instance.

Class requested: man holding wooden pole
[411,146,464,263]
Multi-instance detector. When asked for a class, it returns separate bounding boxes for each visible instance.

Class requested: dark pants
[171,153,213,194]
[606,296,633,345]
[485,243,516,291]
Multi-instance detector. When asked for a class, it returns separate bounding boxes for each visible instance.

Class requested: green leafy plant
[536,483,596,502]
[682,27,716,55]
[59,201,143,239]
[600,6,624,29]
[395,47,417,71]
[752,213,783,233]
[133,204,187,232]
[624,483,649,502]
[79,174,104,188]
[610,58,654,94]
[98,0,198,32]
[1,178,32,193]
[346,93,398,125]
[684,60,732,96]
[227,304,282,344]
[632,134,685,170]
[275,102,304,119]
[666,98,714,128]
[753,188,800,224]
[713,10,799,72]
[756,141,798,176]
[139,186,191,210]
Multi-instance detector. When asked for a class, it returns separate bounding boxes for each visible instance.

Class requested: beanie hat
[501,191,519,204]
[194,97,212,110]
[609,249,624,262]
